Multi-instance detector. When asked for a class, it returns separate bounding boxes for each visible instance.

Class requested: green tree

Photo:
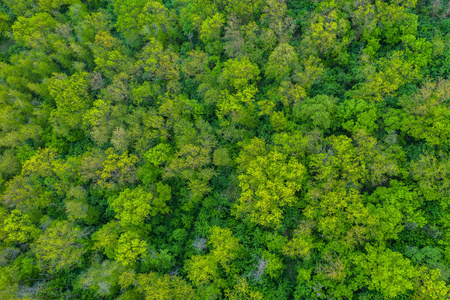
[116,231,148,266]
[354,245,418,298]
[186,227,241,285]
[92,221,122,260]
[265,43,298,82]
[47,72,92,139]
[399,79,450,146]
[109,185,171,228]
[294,94,338,132]
[234,146,306,228]
[219,57,260,91]
[78,260,125,297]
[1,210,39,244]
[97,148,139,190]
[32,220,87,273]
[136,272,195,300]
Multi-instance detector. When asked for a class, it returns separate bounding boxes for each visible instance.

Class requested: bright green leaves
[116,231,148,266]
[164,143,214,198]
[355,245,417,298]
[47,72,91,139]
[365,180,426,244]
[97,148,139,190]
[226,278,264,300]
[309,132,398,190]
[78,260,125,297]
[32,220,87,272]
[208,226,242,272]
[1,210,39,244]
[234,140,306,228]
[220,57,260,91]
[304,187,372,246]
[265,43,298,81]
[2,148,74,210]
[217,85,258,128]
[398,79,450,146]
[294,94,338,132]
[185,254,219,286]
[114,0,177,44]
[410,153,450,205]
[109,185,171,228]
[114,0,147,43]
[186,227,241,286]
[92,221,121,260]
[282,221,315,259]
[412,266,449,300]
[200,13,226,54]
[337,98,378,134]
[307,8,351,63]
[375,0,418,45]
[37,0,75,12]
[0,12,9,36]
[355,51,420,102]
[12,13,57,50]
[136,38,180,91]
[139,0,177,42]
[136,272,195,300]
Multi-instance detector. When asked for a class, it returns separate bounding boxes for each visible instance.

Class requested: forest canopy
[0,0,450,299]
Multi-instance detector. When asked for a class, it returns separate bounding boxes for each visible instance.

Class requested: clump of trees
[0,0,450,299]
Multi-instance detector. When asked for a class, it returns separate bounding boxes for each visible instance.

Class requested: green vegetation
[0,0,450,299]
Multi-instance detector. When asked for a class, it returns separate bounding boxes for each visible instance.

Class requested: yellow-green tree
[110,184,171,228]
[32,220,87,272]
[234,141,306,228]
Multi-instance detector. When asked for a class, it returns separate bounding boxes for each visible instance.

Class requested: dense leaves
[0,0,449,298]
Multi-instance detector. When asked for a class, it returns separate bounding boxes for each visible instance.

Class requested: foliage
[0,0,449,298]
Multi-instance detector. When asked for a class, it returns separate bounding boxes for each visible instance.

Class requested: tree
[282,220,315,259]
[136,272,195,300]
[115,231,148,266]
[399,79,450,146]
[261,0,294,43]
[219,57,260,91]
[0,12,9,36]
[12,13,58,51]
[186,227,241,285]
[294,94,338,132]
[234,148,306,228]
[354,51,420,102]
[309,131,398,190]
[306,8,351,63]
[365,180,426,244]
[1,210,39,245]
[265,43,298,82]
[97,148,139,190]
[109,185,171,228]
[78,260,125,297]
[185,254,219,286]
[337,98,379,134]
[226,278,263,300]
[216,85,258,128]
[139,0,179,43]
[410,152,450,204]
[200,13,225,54]
[32,220,87,273]
[92,221,122,260]
[1,148,74,211]
[47,72,92,139]
[354,245,418,298]
[412,266,449,300]
[113,0,147,44]
[209,227,242,272]
[304,187,373,247]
